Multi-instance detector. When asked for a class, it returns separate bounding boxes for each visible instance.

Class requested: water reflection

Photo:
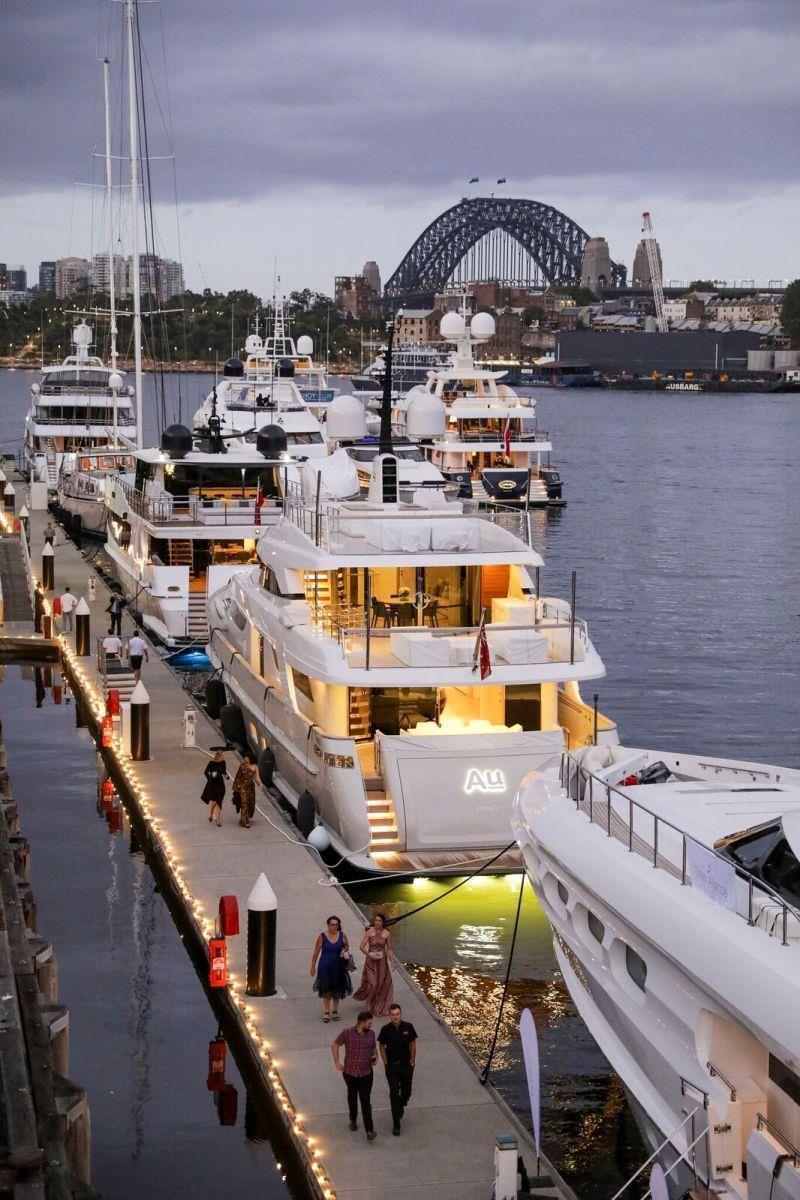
[352,874,644,1197]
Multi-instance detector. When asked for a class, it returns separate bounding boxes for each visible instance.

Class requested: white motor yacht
[55,447,136,539]
[24,323,137,487]
[206,422,610,873]
[105,421,291,647]
[392,311,563,506]
[513,744,800,1200]
[351,342,453,397]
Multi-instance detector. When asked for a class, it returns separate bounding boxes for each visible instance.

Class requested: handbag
[346,954,357,973]
[232,789,241,814]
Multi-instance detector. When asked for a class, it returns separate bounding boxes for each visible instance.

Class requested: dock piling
[74,598,90,655]
[41,542,54,591]
[130,681,150,761]
[246,872,277,997]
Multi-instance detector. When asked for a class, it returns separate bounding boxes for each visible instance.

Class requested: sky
[2,0,798,297]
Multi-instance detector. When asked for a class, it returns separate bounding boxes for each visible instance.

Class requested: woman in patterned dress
[353,913,394,1016]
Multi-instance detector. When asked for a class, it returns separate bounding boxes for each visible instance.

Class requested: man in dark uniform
[378,1003,417,1136]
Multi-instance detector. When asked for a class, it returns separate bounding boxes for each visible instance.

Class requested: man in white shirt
[59,586,78,634]
[102,633,123,660]
[126,634,149,682]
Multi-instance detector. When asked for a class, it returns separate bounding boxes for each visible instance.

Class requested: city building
[38,261,56,294]
[335,274,375,319]
[631,238,662,288]
[707,295,782,323]
[55,256,91,299]
[159,257,184,301]
[395,308,442,344]
[91,253,126,296]
[124,253,184,303]
[0,289,33,307]
[580,238,613,296]
[663,297,705,323]
[361,260,381,295]
[0,264,27,291]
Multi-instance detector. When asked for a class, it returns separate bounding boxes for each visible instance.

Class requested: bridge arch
[384,197,626,295]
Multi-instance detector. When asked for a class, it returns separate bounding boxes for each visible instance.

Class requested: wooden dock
[1,492,573,1200]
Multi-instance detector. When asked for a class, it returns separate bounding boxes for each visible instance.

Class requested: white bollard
[494,1134,518,1200]
[183,708,196,748]
[120,702,132,757]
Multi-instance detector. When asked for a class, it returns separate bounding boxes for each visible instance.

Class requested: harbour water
[2,367,797,1198]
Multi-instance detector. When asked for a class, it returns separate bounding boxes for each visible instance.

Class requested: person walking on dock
[126,633,149,683]
[102,633,123,661]
[106,590,125,636]
[59,586,77,634]
[202,750,229,827]
[353,913,394,1016]
[44,521,56,546]
[310,915,352,1022]
[378,1003,417,1136]
[233,754,257,828]
[332,1011,378,1141]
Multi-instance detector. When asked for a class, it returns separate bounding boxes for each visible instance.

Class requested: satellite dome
[73,323,92,348]
[160,423,193,460]
[296,335,314,356]
[470,312,496,341]
[440,311,465,340]
[406,391,446,439]
[325,393,365,440]
[256,424,288,459]
[31,382,41,396]
[277,357,295,378]
[244,334,263,354]
[223,356,244,377]
[108,372,123,392]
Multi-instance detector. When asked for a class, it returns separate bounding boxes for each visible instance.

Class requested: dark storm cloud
[1,0,798,203]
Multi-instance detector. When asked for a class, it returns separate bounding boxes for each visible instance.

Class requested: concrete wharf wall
[3,488,573,1200]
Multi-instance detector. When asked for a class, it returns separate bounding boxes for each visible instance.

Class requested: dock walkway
[10,498,568,1200]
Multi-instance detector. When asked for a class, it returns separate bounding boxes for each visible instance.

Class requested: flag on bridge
[468,176,479,183]
[472,609,492,680]
[497,177,507,184]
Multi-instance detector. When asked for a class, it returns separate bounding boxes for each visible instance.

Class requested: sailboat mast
[126,0,144,450]
[102,57,119,447]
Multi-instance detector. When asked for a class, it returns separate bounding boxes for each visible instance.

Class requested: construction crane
[641,211,667,333]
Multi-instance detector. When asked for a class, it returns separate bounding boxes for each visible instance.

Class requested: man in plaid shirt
[332,1010,378,1140]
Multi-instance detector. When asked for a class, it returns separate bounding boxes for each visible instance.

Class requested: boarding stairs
[102,660,137,703]
[355,728,401,850]
[472,474,548,504]
[169,540,193,570]
[45,446,58,487]
[186,592,209,643]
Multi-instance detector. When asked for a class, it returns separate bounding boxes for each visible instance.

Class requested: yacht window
[291,669,315,703]
[556,880,568,904]
[587,911,605,944]
[625,945,647,991]
[261,565,303,599]
[286,432,324,445]
[230,603,247,632]
[769,1055,800,1106]
[722,823,800,907]
[504,684,541,732]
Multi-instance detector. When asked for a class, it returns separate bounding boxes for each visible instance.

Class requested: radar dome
[223,357,244,377]
[296,335,314,356]
[256,425,288,459]
[406,391,446,439]
[160,423,193,460]
[276,357,295,378]
[109,372,124,392]
[244,334,263,354]
[440,311,465,340]
[31,382,41,396]
[325,393,366,441]
[73,324,92,347]
[470,312,496,341]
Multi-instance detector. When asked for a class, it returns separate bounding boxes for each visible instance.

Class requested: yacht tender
[513,744,800,1200]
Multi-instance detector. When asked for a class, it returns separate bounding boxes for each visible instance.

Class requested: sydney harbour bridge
[383,196,626,302]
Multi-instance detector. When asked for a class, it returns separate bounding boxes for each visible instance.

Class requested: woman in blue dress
[310,915,352,1022]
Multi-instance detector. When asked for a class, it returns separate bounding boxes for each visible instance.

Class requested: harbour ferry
[206,385,606,874]
[514,744,800,1200]
[24,323,136,487]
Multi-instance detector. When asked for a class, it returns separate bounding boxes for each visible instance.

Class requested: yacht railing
[282,479,533,548]
[756,1114,800,1166]
[32,411,136,425]
[117,477,282,527]
[559,752,800,946]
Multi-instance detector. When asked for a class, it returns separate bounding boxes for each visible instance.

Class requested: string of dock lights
[34,572,338,1200]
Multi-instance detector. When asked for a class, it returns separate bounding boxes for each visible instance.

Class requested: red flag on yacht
[504,415,512,458]
[472,611,492,680]
[254,479,264,526]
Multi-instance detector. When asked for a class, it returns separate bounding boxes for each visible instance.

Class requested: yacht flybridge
[514,746,800,1200]
[25,323,136,487]
[207,435,608,874]
[104,421,292,646]
[393,310,563,506]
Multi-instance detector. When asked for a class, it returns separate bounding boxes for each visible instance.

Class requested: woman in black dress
[202,751,228,826]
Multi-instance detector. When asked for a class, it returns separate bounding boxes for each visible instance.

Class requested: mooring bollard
[74,597,91,655]
[42,542,55,591]
[3,481,15,514]
[18,504,29,538]
[130,681,150,761]
[246,873,277,997]
[41,612,53,639]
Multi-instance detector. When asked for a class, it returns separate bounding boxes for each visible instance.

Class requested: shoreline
[0,357,358,376]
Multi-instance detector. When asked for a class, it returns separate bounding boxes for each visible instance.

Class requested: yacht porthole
[609,939,647,1003]
[557,880,568,905]
[625,945,647,991]
[542,872,569,917]
[587,910,605,945]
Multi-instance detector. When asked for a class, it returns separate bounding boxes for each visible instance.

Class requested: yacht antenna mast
[102,57,120,447]
[126,0,144,450]
[378,312,399,455]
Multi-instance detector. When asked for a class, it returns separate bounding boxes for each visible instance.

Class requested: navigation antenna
[641,211,667,334]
